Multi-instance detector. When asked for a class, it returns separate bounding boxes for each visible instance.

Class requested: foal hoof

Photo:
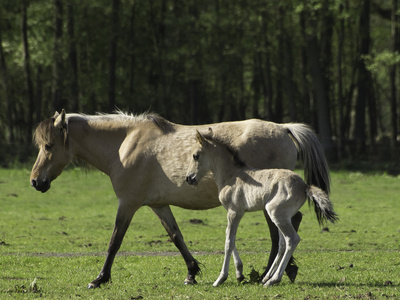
[263,278,280,288]
[237,275,245,283]
[285,265,298,283]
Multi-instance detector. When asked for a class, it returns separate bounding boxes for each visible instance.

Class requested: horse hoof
[87,282,101,289]
[286,265,298,283]
[184,278,197,285]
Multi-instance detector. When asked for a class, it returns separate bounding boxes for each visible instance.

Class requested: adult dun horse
[30,110,330,288]
[186,129,337,287]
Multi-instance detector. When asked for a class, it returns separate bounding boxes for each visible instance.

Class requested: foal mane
[202,132,246,168]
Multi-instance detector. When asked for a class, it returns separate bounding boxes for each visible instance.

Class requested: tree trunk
[22,0,34,142]
[353,0,371,155]
[260,10,273,120]
[274,6,284,123]
[52,0,63,112]
[337,3,345,159]
[128,2,136,102]
[0,30,13,143]
[108,0,120,112]
[299,10,311,123]
[67,0,79,112]
[35,65,43,125]
[390,0,399,148]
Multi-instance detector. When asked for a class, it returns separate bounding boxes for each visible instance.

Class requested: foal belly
[243,187,267,212]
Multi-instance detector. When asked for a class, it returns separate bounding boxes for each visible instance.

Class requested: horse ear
[196,130,206,146]
[208,127,213,136]
[54,109,66,129]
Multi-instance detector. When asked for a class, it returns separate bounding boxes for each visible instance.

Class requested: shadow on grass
[296,280,398,288]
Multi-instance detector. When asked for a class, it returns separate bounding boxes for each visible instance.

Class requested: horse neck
[67,116,126,175]
[208,146,241,188]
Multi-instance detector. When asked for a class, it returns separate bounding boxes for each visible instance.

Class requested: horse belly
[146,175,221,210]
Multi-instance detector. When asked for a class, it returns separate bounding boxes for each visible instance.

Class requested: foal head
[185,129,214,186]
[30,110,71,193]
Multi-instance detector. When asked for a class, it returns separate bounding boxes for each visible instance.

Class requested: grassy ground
[0,167,399,299]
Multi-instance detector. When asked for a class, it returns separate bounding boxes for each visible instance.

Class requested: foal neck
[209,145,243,188]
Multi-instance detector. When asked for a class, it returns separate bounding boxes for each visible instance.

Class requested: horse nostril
[31,179,37,188]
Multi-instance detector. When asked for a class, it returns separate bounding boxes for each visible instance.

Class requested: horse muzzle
[31,178,51,193]
[185,175,197,186]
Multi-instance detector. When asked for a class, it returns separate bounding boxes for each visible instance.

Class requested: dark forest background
[1,0,400,166]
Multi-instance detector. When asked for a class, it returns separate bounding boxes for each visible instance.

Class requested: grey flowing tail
[306,186,338,225]
[284,123,331,194]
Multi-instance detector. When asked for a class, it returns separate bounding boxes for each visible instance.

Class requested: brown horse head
[30,110,70,193]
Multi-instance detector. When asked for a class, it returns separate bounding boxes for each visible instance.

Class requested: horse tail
[284,123,331,194]
[306,185,338,225]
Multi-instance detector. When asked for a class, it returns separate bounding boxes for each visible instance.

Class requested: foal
[186,129,338,287]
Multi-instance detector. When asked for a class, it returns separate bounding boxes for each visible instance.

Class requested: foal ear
[54,109,66,129]
[196,130,207,146]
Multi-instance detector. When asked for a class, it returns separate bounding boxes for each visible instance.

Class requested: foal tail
[306,186,338,225]
[284,123,330,194]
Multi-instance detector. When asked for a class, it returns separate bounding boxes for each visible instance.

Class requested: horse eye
[193,154,199,161]
[45,144,53,151]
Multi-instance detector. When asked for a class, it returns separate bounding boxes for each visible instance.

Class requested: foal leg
[263,220,300,287]
[88,201,139,288]
[232,247,245,283]
[262,230,286,284]
[151,206,200,285]
[213,209,244,287]
[263,210,302,282]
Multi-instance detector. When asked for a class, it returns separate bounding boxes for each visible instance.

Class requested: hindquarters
[264,172,308,223]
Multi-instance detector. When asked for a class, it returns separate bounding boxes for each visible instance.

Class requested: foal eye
[193,154,199,161]
[45,144,53,151]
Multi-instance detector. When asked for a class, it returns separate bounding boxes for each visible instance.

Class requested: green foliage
[364,50,400,72]
[2,0,400,161]
[0,168,400,298]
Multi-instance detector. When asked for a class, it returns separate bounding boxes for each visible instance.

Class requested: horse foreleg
[213,209,244,287]
[88,202,138,289]
[151,206,200,285]
[263,210,302,283]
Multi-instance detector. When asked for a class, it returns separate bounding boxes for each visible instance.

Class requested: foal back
[221,168,308,214]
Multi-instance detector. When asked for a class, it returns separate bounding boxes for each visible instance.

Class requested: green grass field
[0,167,399,299]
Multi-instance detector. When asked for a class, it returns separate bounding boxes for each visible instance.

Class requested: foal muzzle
[185,175,197,186]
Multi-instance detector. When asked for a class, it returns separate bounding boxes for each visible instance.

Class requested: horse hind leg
[151,206,200,285]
